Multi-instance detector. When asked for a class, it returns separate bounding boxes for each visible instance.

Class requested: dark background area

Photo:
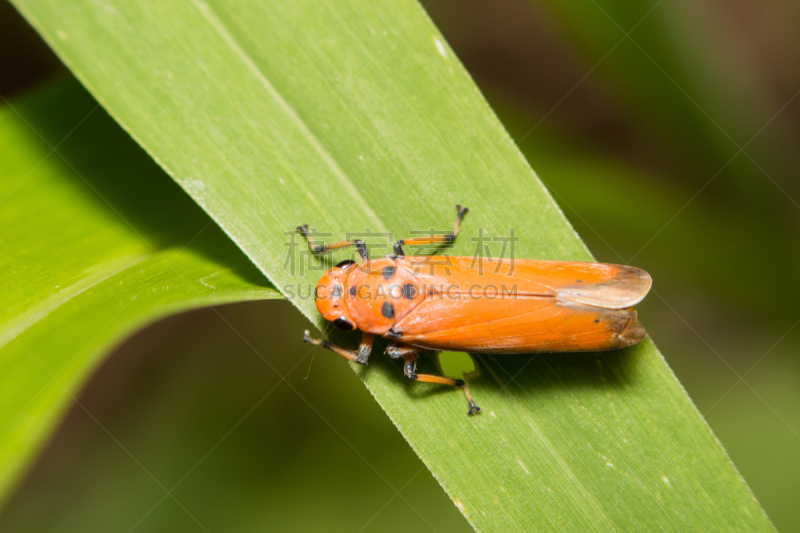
[1,0,798,531]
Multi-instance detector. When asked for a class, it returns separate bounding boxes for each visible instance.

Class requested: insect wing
[391,256,649,353]
[399,256,650,308]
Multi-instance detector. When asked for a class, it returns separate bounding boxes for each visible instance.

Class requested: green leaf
[8,1,774,530]
[0,79,278,500]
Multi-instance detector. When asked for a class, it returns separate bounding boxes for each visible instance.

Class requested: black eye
[333,317,355,331]
[336,259,357,269]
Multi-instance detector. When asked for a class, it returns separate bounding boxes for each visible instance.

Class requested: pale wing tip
[557,266,652,309]
[615,266,652,307]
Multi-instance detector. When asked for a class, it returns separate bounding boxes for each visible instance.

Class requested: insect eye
[336,259,357,269]
[333,317,355,331]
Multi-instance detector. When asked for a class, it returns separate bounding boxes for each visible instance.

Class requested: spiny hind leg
[296,225,369,263]
[386,343,481,416]
[303,330,373,364]
[392,205,468,256]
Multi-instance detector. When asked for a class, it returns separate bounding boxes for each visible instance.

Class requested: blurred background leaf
[0,77,278,504]
[2,0,799,531]
[0,299,473,533]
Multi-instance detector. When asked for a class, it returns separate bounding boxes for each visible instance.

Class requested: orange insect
[299,206,651,415]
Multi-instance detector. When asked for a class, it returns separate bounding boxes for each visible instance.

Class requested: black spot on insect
[333,318,354,331]
[381,301,394,319]
[382,265,395,280]
[336,259,357,269]
[349,285,357,297]
[330,283,343,299]
[576,280,583,283]
[594,319,600,323]
[402,283,418,299]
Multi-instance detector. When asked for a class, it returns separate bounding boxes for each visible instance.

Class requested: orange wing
[388,256,650,353]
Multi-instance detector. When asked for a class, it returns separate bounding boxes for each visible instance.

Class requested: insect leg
[297,225,369,262]
[385,342,420,360]
[392,205,468,256]
[386,343,481,416]
[302,330,370,364]
[356,333,374,364]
